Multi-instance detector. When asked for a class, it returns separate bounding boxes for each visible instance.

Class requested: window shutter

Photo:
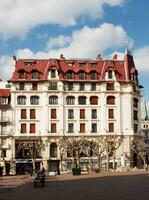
[109,123,114,132]
[80,109,85,119]
[51,123,56,133]
[30,123,36,133]
[21,123,26,133]
[90,96,98,105]
[80,123,85,133]
[107,96,115,105]
[21,109,27,119]
[30,109,36,119]
[108,109,114,119]
[51,109,56,119]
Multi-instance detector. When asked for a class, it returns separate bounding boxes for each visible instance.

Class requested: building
[0,81,14,175]
[9,51,142,174]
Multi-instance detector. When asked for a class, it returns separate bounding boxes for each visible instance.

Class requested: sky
[0,0,149,111]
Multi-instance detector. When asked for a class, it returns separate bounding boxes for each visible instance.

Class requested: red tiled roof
[0,89,10,97]
[10,52,138,83]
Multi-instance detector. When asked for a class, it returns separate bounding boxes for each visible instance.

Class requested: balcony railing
[0,117,10,122]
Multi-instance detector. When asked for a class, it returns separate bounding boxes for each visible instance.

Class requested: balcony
[0,117,10,123]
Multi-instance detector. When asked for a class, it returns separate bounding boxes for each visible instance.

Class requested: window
[91,83,96,91]
[90,62,96,67]
[51,123,56,133]
[49,96,58,105]
[109,123,114,132]
[79,72,85,80]
[80,123,85,133]
[30,123,36,133]
[19,83,25,90]
[66,71,73,79]
[21,123,26,133]
[90,96,98,105]
[50,143,57,157]
[68,123,74,133]
[79,83,85,91]
[108,109,114,119]
[78,96,86,105]
[66,96,75,105]
[67,83,73,90]
[30,109,36,119]
[32,83,38,90]
[31,71,38,79]
[17,96,26,105]
[51,69,56,78]
[133,110,138,120]
[68,109,74,119]
[91,109,97,119]
[19,70,25,79]
[107,83,114,90]
[133,98,138,108]
[90,72,96,80]
[21,109,27,119]
[51,109,56,119]
[133,124,138,133]
[108,70,113,79]
[80,109,85,119]
[1,97,8,104]
[30,96,39,105]
[79,62,86,67]
[48,82,57,90]
[91,123,97,133]
[107,96,115,105]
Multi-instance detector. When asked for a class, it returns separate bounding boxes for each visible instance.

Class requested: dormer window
[32,71,38,79]
[19,70,25,79]
[51,69,56,78]
[108,70,113,79]
[66,71,73,79]
[79,71,85,80]
[1,97,8,104]
[79,62,86,67]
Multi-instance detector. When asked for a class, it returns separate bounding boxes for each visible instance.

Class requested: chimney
[112,54,117,60]
[96,54,102,60]
[60,54,65,60]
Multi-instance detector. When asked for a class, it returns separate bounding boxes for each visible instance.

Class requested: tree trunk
[97,157,101,172]
[106,153,109,173]
[113,153,116,171]
[32,158,36,174]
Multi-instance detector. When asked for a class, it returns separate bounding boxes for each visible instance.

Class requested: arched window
[49,96,58,105]
[90,71,97,80]
[50,143,57,158]
[19,70,26,79]
[133,98,138,108]
[30,96,39,105]
[79,71,85,80]
[31,70,38,79]
[66,96,75,105]
[66,71,74,79]
[90,96,98,105]
[17,96,26,105]
[78,96,86,105]
[107,96,115,105]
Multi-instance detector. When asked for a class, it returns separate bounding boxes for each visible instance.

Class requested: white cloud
[0,56,14,80]
[0,0,124,39]
[16,23,133,59]
[133,46,149,74]
[46,35,72,50]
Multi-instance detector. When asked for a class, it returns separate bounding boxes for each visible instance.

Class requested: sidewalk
[0,175,34,189]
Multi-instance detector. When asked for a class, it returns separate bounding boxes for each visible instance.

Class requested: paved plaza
[0,171,149,200]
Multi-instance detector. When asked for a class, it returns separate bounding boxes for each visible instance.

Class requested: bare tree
[16,139,44,173]
[131,136,148,170]
[58,136,90,169]
[102,135,124,172]
[90,137,105,172]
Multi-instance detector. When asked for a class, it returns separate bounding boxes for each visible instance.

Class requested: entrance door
[48,160,60,174]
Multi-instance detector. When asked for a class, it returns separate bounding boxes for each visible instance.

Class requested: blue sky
[0,0,149,110]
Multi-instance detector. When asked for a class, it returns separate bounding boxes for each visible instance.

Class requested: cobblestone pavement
[0,171,149,200]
